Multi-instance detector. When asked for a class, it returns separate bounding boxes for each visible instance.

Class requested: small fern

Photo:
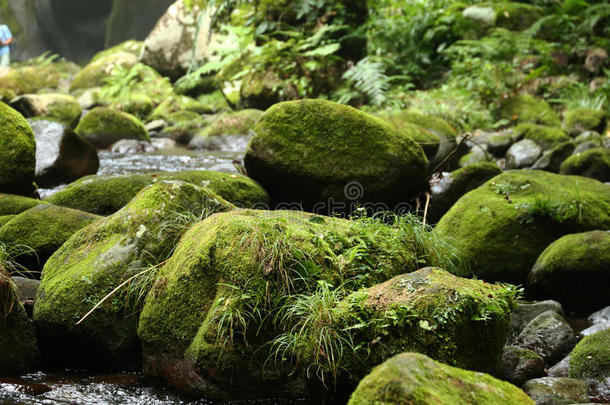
[340,57,390,106]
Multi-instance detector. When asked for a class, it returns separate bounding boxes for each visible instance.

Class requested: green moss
[245,99,428,212]
[527,230,610,313]
[197,90,230,113]
[0,204,100,272]
[90,40,144,64]
[569,328,610,380]
[33,181,234,370]
[559,148,610,182]
[531,142,576,173]
[0,215,14,228]
[0,61,78,96]
[564,108,606,136]
[46,171,269,215]
[75,107,149,149]
[0,193,48,216]
[0,269,41,376]
[381,113,441,161]
[239,70,282,110]
[149,95,208,121]
[70,52,138,92]
[514,123,570,150]
[0,102,36,196]
[499,95,560,127]
[436,170,610,284]
[348,353,533,405]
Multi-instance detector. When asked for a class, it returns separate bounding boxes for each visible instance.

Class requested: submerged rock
[527,230,610,314]
[245,99,428,213]
[75,107,150,150]
[0,102,36,196]
[436,170,610,284]
[348,353,533,405]
[46,171,270,215]
[29,119,99,188]
[34,181,234,370]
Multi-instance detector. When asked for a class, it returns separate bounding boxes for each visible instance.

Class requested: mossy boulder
[522,377,589,405]
[0,270,41,376]
[381,112,441,164]
[0,102,36,196]
[500,346,546,386]
[70,52,138,92]
[33,181,234,370]
[499,95,560,127]
[91,40,144,64]
[564,108,607,136]
[436,170,610,284]
[0,193,48,216]
[527,231,610,313]
[569,328,610,381]
[348,353,533,405]
[514,123,570,150]
[75,107,149,149]
[245,99,428,213]
[138,211,468,398]
[559,148,610,182]
[0,205,100,273]
[46,171,269,215]
[429,162,502,223]
[10,93,82,128]
[30,119,99,188]
[239,70,283,111]
[0,215,14,228]
[188,109,263,150]
[0,62,80,97]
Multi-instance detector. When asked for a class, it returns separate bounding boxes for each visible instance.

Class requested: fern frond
[342,57,390,106]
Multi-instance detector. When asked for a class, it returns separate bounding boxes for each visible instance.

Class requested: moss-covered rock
[514,123,570,150]
[0,205,100,272]
[564,108,607,136]
[500,346,546,387]
[75,107,149,149]
[46,171,270,215]
[522,377,589,405]
[0,102,36,196]
[348,353,533,405]
[559,148,610,182]
[531,142,576,173]
[138,211,469,398]
[436,170,610,284]
[527,230,610,313]
[70,52,138,92]
[91,40,144,64]
[0,193,48,216]
[0,215,14,228]
[0,269,41,376]
[381,112,441,164]
[0,62,80,97]
[10,93,82,128]
[245,99,428,213]
[33,181,234,370]
[499,95,560,127]
[569,328,610,381]
[188,109,263,150]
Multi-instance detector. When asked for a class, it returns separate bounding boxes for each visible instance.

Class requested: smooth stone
[501,345,546,386]
[150,138,176,149]
[581,322,610,337]
[509,300,564,341]
[589,306,610,325]
[109,139,155,154]
[514,310,576,364]
[506,139,542,169]
[548,355,570,378]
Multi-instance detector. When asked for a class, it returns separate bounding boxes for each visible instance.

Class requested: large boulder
[46,171,270,215]
[69,51,139,92]
[139,0,217,80]
[0,102,36,196]
[33,181,234,370]
[137,211,473,399]
[560,148,610,182]
[348,353,533,405]
[527,230,610,313]
[244,99,428,213]
[0,193,48,216]
[30,119,99,188]
[436,170,610,284]
[75,107,149,149]
[0,269,41,376]
[0,204,100,272]
[11,94,82,128]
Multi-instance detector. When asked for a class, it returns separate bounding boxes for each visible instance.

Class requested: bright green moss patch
[0,193,48,216]
[436,170,610,284]
[46,171,269,215]
[499,95,560,127]
[70,52,138,92]
[75,107,149,149]
[245,99,428,212]
[348,353,533,405]
[0,102,36,196]
[564,108,606,136]
[559,148,610,182]
[569,328,610,381]
[514,123,570,149]
[33,181,234,370]
[0,204,100,272]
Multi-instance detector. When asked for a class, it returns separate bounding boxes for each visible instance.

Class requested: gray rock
[501,345,546,386]
[509,300,564,341]
[532,142,575,172]
[29,119,99,188]
[523,377,589,405]
[458,145,492,167]
[506,139,542,169]
[581,322,610,337]
[514,310,576,364]
[589,306,610,325]
[10,277,40,302]
[109,139,156,154]
[150,137,177,150]
[548,355,570,377]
